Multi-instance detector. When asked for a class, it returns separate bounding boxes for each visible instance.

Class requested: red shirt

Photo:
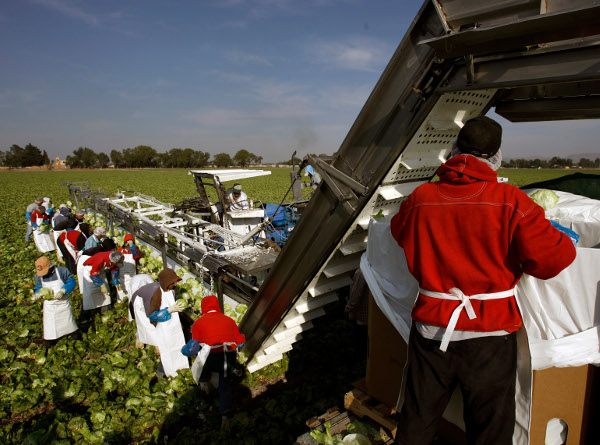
[83,251,117,277]
[190,295,245,352]
[391,155,576,333]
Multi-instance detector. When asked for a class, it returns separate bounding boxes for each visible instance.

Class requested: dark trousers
[396,327,517,445]
[199,351,237,416]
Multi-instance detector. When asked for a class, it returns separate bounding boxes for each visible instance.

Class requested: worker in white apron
[389,117,577,445]
[33,256,78,348]
[127,273,156,345]
[25,197,44,247]
[181,295,245,420]
[146,268,188,378]
[117,233,142,302]
[52,206,72,263]
[79,250,123,325]
[31,206,55,253]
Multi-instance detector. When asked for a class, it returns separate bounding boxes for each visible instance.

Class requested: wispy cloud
[31,0,100,26]
[310,37,390,72]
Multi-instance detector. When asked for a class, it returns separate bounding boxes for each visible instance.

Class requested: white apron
[64,233,80,264]
[33,215,55,253]
[52,220,65,261]
[41,273,78,340]
[154,289,189,377]
[133,297,159,346]
[128,274,154,324]
[118,252,137,303]
[78,255,111,310]
[191,342,237,384]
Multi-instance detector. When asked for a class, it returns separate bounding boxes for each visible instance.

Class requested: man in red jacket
[182,295,245,420]
[390,116,576,445]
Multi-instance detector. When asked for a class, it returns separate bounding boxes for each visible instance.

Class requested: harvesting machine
[66,0,600,373]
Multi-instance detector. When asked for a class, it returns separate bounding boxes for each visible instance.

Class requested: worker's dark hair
[101,238,116,251]
[457,116,502,159]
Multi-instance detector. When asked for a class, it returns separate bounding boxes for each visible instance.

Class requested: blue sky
[1,0,597,163]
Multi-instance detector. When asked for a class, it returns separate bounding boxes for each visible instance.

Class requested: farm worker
[298,158,322,192]
[30,206,55,253]
[25,197,44,246]
[127,273,155,345]
[79,251,124,323]
[52,207,72,264]
[52,206,71,230]
[181,295,245,420]
[117,234,142,300]
[226,184,249,211]
[83,237,116,258]
[33,256,79,348]
[74,209,86,228]
[58,219,88,275]
[390,116,577,445]
[84,226,106,251]
[145,268,188,378]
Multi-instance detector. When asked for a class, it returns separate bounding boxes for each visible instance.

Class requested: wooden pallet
[344,384,398,439]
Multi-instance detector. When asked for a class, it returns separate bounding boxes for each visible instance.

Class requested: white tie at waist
[419,287,515,352]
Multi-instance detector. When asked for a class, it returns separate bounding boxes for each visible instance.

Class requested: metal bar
[420,5,600,59]
[309,155,369,196]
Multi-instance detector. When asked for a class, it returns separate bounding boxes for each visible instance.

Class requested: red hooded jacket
[191,295,245,352]
[391,155,576,333]
[118,234,142,261]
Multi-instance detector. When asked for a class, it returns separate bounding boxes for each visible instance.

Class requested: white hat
[94,226,107,237]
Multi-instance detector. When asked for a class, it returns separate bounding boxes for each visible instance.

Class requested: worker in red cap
[117,233,142,301]
[390,116,576,444]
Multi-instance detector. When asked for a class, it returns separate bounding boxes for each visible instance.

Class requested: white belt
[419,287,515,352]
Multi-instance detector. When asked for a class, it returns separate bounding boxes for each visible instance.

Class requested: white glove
[34,293,42,301]
[54,289,66,300]
[168,300,186,313]
[100,284,109,294]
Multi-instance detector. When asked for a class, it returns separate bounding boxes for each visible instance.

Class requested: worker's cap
[35,197,44,204]
[94,226,107,237]
[457,116,502,159]
[35,256,54,276]
[232,184,242,193]
[109,251,125,266]
[75,209,86,217]
[59,203,67,209]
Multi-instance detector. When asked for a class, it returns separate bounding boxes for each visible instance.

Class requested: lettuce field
[0,167,592,444]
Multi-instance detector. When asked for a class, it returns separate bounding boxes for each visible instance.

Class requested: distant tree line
[0,144,51,168]
[502,156,600,169]
[0,144,265,168]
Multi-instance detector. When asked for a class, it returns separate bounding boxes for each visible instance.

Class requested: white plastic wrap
[359,215,418,342]
[517,247,600,369]
[524,189,600,248]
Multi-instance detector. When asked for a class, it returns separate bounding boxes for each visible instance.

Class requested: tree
[111,150,125,168]
[97,152,110,168]
[213,153,233,167]
[22,144,45,166]
[233,149,252,167]
[122,145,158,168]
[4,145,24,167]
[42,150,51,167]
[65,147,98,169]
[0,151,4,166]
